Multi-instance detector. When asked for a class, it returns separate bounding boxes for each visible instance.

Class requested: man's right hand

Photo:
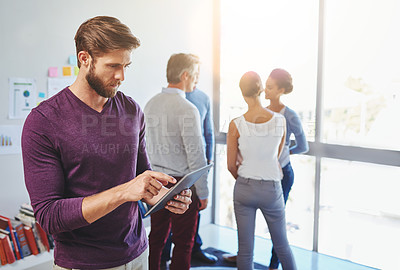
[82,171,176,224]
[123,171,176,202]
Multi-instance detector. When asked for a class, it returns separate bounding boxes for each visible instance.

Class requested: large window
[319,159,400,270]
[217,0,318,250]
[322,0,400,151]
[215,0,400,269]
[219,0,318,140]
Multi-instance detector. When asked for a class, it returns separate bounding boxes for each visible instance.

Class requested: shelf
[1,250,53,270]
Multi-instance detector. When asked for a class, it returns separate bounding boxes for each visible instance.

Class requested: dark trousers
[149,181,200,270]
[270,162,294,269]
[161,212,203,261]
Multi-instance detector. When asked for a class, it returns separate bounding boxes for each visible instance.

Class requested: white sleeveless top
[233,113,285,181]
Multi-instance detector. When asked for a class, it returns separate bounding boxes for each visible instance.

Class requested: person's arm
[278,117,287,159]
[22,112,184,233]
[22,111,90,235]
[82,170,193,222]
[203,98,215,163]
[181,109,208,210]
[227,120,240,179]
[287,111,309,155]
[135,106,192,214]
[81,171,178,223]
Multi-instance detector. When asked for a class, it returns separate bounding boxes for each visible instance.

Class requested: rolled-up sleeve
[21,111,89,235]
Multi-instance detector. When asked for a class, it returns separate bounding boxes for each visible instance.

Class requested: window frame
[212,0,400,253]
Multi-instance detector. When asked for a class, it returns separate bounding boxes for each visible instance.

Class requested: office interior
[0,0,399,269]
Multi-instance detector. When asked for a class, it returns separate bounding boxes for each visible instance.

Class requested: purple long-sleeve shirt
[21,88,151,269]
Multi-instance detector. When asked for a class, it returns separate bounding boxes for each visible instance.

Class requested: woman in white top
[227,71,297,270]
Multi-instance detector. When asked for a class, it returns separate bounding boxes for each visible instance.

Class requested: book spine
[0,233,16,264]
[13,231,24,259]
[15,224,31,257]
[0,240,7,265]
[47,234,55,249]
[4,227,20,261]
[0,215,21,260]
[35,222,50,252]
[23,226,39,255]
[32,223,45,253]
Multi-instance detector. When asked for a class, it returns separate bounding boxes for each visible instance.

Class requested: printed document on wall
[0,125,23,155]
[48,77,75,98]
[8,78,37,119]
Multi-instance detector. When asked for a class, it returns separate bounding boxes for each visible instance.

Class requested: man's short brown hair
[166,53,200,84]
[74,16,140,67]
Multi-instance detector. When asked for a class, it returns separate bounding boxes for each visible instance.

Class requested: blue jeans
[270,162,294,269]
[234,176,296,270]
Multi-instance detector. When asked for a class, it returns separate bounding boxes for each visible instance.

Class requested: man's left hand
[165,188,192,214]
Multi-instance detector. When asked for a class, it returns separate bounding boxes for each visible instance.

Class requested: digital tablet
[144,163,213,217]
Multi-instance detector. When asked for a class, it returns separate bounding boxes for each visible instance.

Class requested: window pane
[220,0,318,141]
[322,0,400,150]
[215,144,236,229]
[285,155,315,250]
[319,158,400,270]
[215,144,315,250]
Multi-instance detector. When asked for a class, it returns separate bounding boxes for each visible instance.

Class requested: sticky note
[74,66,79,76]
[69,55,78,66]
[48,67,58,77]
[62,66,72,76]
[38,92,46,98]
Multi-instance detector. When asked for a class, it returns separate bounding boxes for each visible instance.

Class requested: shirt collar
[162,87,186,98]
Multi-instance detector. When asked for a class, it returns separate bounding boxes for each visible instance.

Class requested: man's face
[193,68,200,91]
[86,49,132,98]
[185,64,199,92]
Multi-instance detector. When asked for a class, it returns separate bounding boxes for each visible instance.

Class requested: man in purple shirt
[21,16,192,270]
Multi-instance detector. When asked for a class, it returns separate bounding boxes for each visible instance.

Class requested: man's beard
[86,64,120,98]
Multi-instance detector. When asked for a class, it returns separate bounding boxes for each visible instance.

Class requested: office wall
[0,0,214,217]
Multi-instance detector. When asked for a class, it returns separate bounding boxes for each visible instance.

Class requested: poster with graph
[8,77,37,119]
[0,125,22,155]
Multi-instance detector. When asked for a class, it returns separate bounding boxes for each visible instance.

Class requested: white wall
[0,0,214,217]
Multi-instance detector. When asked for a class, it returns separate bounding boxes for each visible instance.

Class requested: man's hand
[165,189,192,214]
[199,198,208,211]
[82,171,176,224]
[123,171,176,202]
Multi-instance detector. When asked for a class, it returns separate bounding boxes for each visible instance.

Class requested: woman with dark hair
[265,68,308,270]
[227,71,297,270]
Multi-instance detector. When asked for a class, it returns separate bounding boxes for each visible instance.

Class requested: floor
[198,224,379,270]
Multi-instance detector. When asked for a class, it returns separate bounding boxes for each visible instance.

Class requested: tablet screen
[144,163,213,217]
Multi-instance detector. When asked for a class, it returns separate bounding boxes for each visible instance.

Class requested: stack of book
[0,203,54,266]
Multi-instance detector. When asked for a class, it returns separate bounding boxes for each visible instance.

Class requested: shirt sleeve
[287,110,309,155]
[180,108,209,200]
[203,97,215,162]
[136,108,152,175]
[21,110,89,235]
